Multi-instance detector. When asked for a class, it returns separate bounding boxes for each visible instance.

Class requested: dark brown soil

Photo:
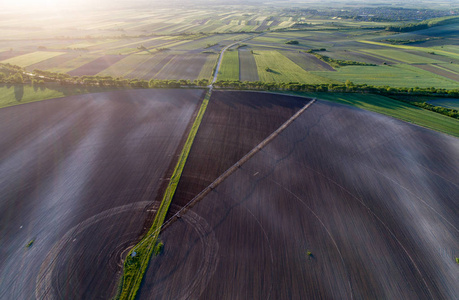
[139,96,459,299]
[168,91,310,215]
[0,89,203,299]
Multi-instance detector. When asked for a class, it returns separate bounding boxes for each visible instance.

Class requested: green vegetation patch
[218,50,239,81]
[198,53,218,80]
[118,90,210,300]
[0,84,114,109]
[312,65,459,89]
[253,50,336,84]
[1,51,66,68]
[286,91,459,137]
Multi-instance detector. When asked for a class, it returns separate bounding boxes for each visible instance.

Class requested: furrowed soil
[138,96,459,299]
[67,55,125,76]
[239,50,259,81]
[0,89,204,299]
[167,91,310,214]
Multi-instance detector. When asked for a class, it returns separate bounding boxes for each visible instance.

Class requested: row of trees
[386,15,459,32]
[214,79,459,96]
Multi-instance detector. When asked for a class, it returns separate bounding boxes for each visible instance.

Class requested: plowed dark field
[0,89,204,299]
[169,91,309,213]
[139,96,459,299]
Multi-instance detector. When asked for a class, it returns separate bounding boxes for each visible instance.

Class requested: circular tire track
[140,204,219,300]
[36,202,151,300]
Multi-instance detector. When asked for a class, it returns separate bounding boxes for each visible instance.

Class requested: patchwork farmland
[138,92,459,299]
[1,2,459,300]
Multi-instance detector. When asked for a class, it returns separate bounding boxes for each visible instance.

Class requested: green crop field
[198,53,218,80]
[1,51,66,67]
[312,65,459,88]
[218,50,240,81]
[0,84,114,109]
[253,50,336,84]
[286,91,459,137]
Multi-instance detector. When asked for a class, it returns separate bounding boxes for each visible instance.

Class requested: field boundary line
[163,98,316,229]
[117,90,211,300]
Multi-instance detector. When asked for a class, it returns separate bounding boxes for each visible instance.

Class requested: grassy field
[218,50,239,81]
[312,65,459,88]
[253,50,336,84]
[0,84,115,109]
[285,91,459,137]
[198,53,218,80]
[1,51,66,67]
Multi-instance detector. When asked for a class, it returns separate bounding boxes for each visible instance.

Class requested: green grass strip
[118,90,210,300]
[284,91,459,137]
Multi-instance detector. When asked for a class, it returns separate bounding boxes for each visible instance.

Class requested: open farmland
[217,50,239,81]
[97,55,153,78]
[238,49,259,81]
[169,91,310,211]
[25,53,79,71]
[312,65,459,88]
[154,54,211,80]
[138,94,459,299]
[286,92,459,137]
[0,89,204,299]
[0,84,120,109]
[198,53,218,80]
[1,51,66,68]
[67,55,125,76]
[282,51,336,71]
[253,50,336,84]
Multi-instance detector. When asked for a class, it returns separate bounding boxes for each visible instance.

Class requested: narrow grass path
[117,90,211,300]
[118,34,258,300]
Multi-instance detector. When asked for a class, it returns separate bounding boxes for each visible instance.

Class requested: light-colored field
[1,51,66,67]
[97,55,153,77]
[312,65,459,88]
[253,50,336,84]
[198,53,218,80]
[48,54,101,73]
[218,50,239,81]
[361,49,442,64]
[359,40,459,60]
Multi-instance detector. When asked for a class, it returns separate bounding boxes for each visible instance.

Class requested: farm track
[137,95,459,299]
[168,91,310,214]
[0,89,203,299]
